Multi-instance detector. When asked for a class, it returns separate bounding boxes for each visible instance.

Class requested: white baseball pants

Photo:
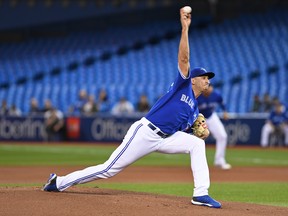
[56,117,210,197]
[261,123,288,147]
[206,113,228,166]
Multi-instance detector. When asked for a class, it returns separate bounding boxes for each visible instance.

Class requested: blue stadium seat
[0,9,287,114]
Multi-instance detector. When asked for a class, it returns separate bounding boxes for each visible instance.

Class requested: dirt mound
[1,187,287,216]
[1,166,287,215]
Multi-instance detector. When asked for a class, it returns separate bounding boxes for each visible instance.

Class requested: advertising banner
[0,116,45,141]
[0,115,266,146]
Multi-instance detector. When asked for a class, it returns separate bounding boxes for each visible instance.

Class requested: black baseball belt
[147,123,171,139]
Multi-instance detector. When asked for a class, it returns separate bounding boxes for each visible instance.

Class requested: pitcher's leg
[157,132,210,196]
[284,125,288,146]
[57,144,131,191]
[57,121,157,191]
[206,113,228,166]
[190,139,210,196]
[260,123,273,147]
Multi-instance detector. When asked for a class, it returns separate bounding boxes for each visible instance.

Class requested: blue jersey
[197,90,226,118]
[269,110,287,126]
[145,69,199,134]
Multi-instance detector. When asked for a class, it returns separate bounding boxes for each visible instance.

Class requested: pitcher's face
[191,76,210,93]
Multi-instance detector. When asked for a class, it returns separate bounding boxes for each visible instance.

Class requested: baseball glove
[191,113,210,139]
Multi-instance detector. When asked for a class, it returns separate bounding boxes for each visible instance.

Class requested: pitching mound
[1,187,287,216]
[1,166,287,215]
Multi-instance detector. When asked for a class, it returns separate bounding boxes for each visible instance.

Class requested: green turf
[0,144,287,167]
[82,182,288,207]
[0,144,116,166]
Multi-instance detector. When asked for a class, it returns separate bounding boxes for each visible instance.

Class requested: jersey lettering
[180,94,195,109]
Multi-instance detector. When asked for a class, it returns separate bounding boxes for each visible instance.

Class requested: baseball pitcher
[43,7,222,208]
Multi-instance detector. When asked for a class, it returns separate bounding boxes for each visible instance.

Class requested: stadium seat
[0,9,287,114]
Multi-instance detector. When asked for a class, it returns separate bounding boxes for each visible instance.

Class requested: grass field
[0,143,287,207]
[1,143,287,167]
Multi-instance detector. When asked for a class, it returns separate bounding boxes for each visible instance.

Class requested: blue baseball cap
[191,67,215,79]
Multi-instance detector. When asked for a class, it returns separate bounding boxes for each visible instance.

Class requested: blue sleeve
[268,111,274,121]
[168,67,191,91]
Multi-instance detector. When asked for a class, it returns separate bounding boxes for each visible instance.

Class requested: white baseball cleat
[215,163,232,170]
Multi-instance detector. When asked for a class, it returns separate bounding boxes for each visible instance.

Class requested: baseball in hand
[183,6,192,13]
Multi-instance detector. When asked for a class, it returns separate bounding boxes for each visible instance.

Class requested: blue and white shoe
[42,173,59,192]
[191,195,221,208]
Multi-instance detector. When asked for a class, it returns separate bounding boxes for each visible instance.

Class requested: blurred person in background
[136,94,151,113]
[261,93,272,112]
[42,99,53,113]
[29,97,41,115]
[271,96,280,107]
[83,95,98,116]
[0,99,9,116]
[71,89,88,114]
[251,94,262,112]
[97,89,110,112]
[8,104,22,117]
[260,102,288,147]
[111,97,134,115]
[44,107,65,142]
[197,84,231,170]
[286,109,288,146]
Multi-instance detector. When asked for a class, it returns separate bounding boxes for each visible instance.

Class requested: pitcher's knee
[188,138,205,152]
[215,132,227,142]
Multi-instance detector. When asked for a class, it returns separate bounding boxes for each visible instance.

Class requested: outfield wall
[0,114,267,146]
